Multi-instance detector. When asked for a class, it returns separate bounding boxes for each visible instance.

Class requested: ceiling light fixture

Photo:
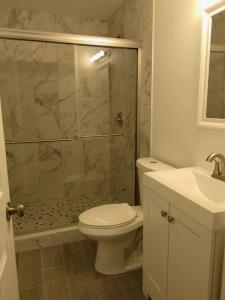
[90,50,109,63]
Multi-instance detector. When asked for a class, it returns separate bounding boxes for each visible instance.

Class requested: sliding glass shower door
[0,38,138,235]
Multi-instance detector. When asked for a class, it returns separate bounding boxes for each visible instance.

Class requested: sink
[143,167,225,230]
[192,168,225,205]
[147,167,225,207]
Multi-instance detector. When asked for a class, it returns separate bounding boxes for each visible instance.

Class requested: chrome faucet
[206,153,225,182]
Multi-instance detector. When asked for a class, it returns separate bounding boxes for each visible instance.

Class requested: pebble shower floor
[13,194,123,235]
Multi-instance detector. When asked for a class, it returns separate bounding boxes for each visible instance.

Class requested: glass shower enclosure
[0,30,140,236]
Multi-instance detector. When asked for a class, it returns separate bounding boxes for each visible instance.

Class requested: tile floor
[16,240,146,300]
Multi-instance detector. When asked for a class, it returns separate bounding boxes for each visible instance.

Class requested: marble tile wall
[211,10,225,44]
[0,38,137,235]
[207,10,225,118]
[0,8,108,36]
[207,53,225,118]
[109,48,137,203]
[0,4,153,159]
[109,0,153,157]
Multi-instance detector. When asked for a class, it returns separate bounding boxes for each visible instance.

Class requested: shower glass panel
[0,38,137,236]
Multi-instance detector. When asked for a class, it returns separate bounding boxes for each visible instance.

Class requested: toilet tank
[136,158,174,206]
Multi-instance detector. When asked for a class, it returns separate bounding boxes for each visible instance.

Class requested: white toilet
[78,157,174,275]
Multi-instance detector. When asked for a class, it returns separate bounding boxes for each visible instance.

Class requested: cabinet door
[143,187,169,300]
[167,205,213,300]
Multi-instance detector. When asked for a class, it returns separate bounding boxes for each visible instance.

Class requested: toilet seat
[79,203,137,229]
[78,206,143,238]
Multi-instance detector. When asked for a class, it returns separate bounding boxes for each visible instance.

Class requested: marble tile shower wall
[207,11,225,118]
[0,39,137,235]
[109,0,153,157]
[109,49,137,203]
[0,8,108,36]
[0,5,152,158]
[208,53,225,118]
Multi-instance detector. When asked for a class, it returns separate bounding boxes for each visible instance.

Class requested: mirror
[207,10,225,118]
[198,0,225,129]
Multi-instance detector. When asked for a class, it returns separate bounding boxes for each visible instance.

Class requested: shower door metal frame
[0,27,143,204]
[0,28,142,49]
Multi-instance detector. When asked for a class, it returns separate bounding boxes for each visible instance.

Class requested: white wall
[151,0,225,170]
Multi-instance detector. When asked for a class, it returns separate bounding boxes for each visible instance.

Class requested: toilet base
[95,236,142,275]
[78,206,144,275]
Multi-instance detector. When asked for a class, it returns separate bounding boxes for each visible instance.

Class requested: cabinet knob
[161,210,168,218]
[168,216,175,223]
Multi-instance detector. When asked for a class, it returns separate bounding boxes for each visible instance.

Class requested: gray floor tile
[70,274,98,300]
[43,266,67,283]
[116,271,146,300]
[17,242,145,300]
[16,253,19,269]
[42,246,63,269]
[43,279,71,300]
[17,249,42,290]
[136,268,143,279]
[20,286,43,300]
[62,242,94,277]
[94,273,125,300]
[42,265,71,300]
[80,239,97,262]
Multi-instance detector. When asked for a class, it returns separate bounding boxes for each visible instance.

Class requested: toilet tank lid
[136,157,174,172]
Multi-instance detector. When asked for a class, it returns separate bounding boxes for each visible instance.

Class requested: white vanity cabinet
[143,187,217,300]
[143,189,169,300]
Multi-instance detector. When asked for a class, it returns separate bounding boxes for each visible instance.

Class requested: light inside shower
[90,50,109,63]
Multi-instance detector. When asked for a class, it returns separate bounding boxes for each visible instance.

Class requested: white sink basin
[192,168,225,205]
[144,167,225,230]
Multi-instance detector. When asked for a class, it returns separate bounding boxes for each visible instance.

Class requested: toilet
[78,158,174,275]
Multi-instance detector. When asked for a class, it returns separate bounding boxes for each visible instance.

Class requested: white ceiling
[0,0,125,19]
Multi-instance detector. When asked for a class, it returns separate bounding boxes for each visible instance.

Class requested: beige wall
[151,0,225,170]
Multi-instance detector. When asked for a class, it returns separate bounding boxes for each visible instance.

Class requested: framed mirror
[198,0,225,129]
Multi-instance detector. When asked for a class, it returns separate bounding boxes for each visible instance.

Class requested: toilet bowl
[79,204,143,274]
[78,158,174,275]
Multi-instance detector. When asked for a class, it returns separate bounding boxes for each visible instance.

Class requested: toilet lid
[79,203,137,229]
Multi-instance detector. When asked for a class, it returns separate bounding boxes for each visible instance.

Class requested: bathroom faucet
[206,153,225,182]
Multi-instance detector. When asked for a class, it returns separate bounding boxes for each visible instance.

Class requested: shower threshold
[14,224,85,253]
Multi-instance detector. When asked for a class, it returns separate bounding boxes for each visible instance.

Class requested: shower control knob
[161,210,168,218]
[6,202,25,221]
[168,216,175,224]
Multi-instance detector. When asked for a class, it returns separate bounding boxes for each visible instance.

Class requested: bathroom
[0,0,225,299]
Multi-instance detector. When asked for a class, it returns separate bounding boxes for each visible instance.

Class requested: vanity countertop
[144,167,225,231]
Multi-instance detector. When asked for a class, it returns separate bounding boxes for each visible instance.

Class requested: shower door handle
[6,202,25,221]
[115,112,124,127]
